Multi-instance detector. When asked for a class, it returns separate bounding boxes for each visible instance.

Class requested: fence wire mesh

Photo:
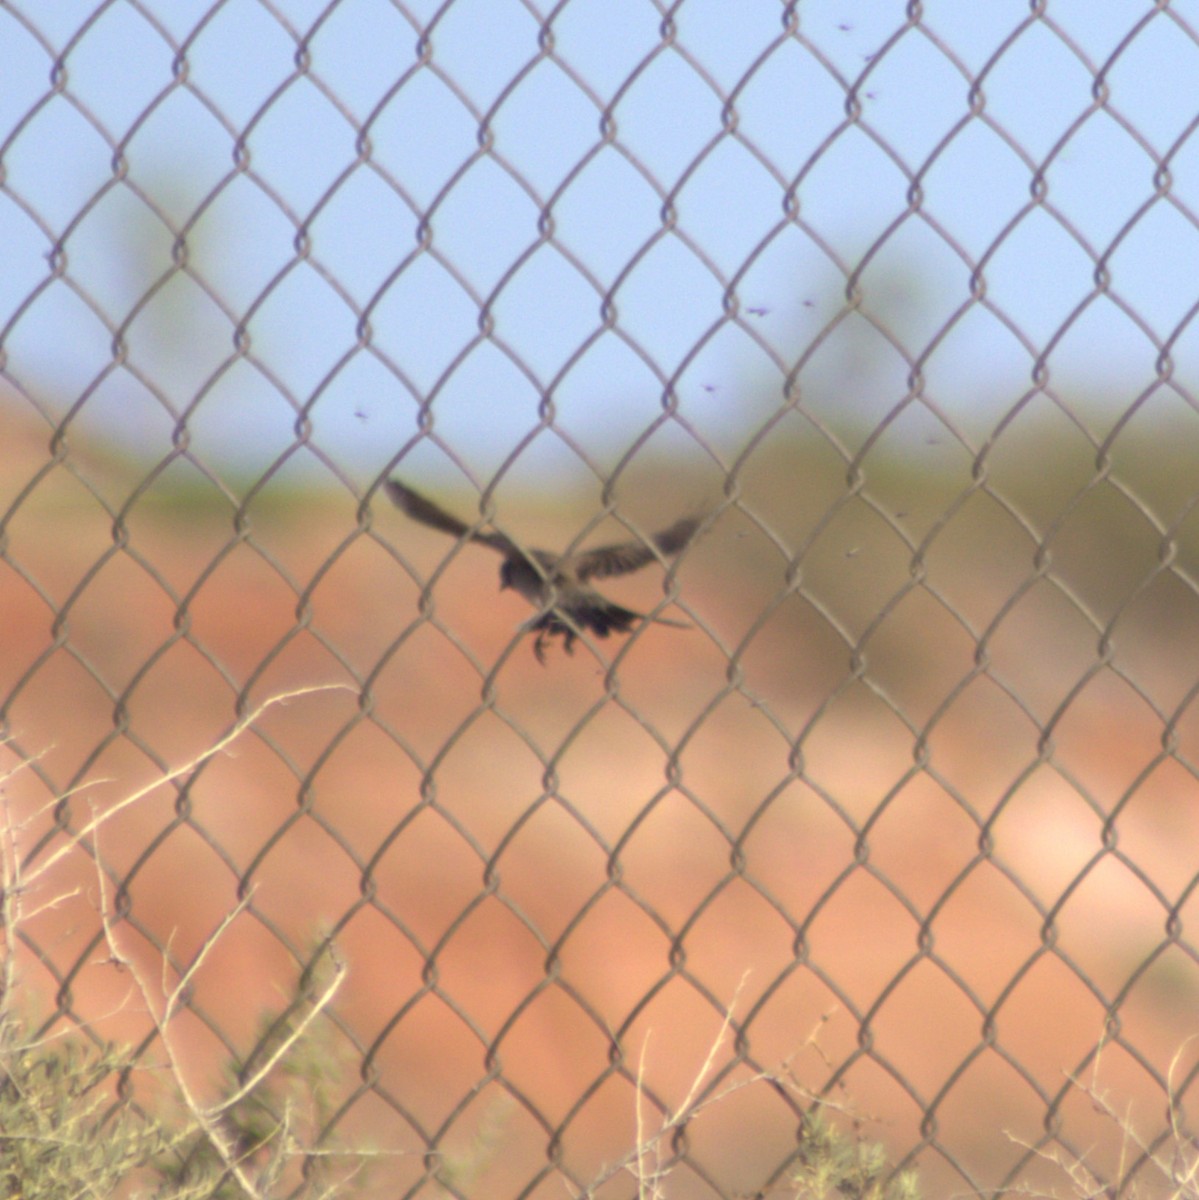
[3,0,1199,1196]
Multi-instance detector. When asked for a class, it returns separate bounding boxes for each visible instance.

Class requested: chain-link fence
[4,1,1199,1196]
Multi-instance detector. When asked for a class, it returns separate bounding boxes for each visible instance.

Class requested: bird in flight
[386,479,699,663]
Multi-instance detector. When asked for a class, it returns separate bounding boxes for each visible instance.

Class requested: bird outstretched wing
[385,480,515,555]
[572,516,699,582]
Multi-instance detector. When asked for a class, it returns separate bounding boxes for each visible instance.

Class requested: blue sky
[2,0,1199,495]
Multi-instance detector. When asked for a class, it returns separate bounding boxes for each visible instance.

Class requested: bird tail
[588,603,690,635]
[526,602,691,662]
[531,603,690,639]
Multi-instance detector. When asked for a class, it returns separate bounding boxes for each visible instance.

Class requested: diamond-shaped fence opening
[3,1,1199,1197]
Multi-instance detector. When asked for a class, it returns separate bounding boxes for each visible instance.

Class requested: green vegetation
[0,1024,170,1200]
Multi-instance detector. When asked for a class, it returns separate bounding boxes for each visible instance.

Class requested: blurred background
[3,0,1199,1195]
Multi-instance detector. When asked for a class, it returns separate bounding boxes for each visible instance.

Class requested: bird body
[385,479,697,662]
